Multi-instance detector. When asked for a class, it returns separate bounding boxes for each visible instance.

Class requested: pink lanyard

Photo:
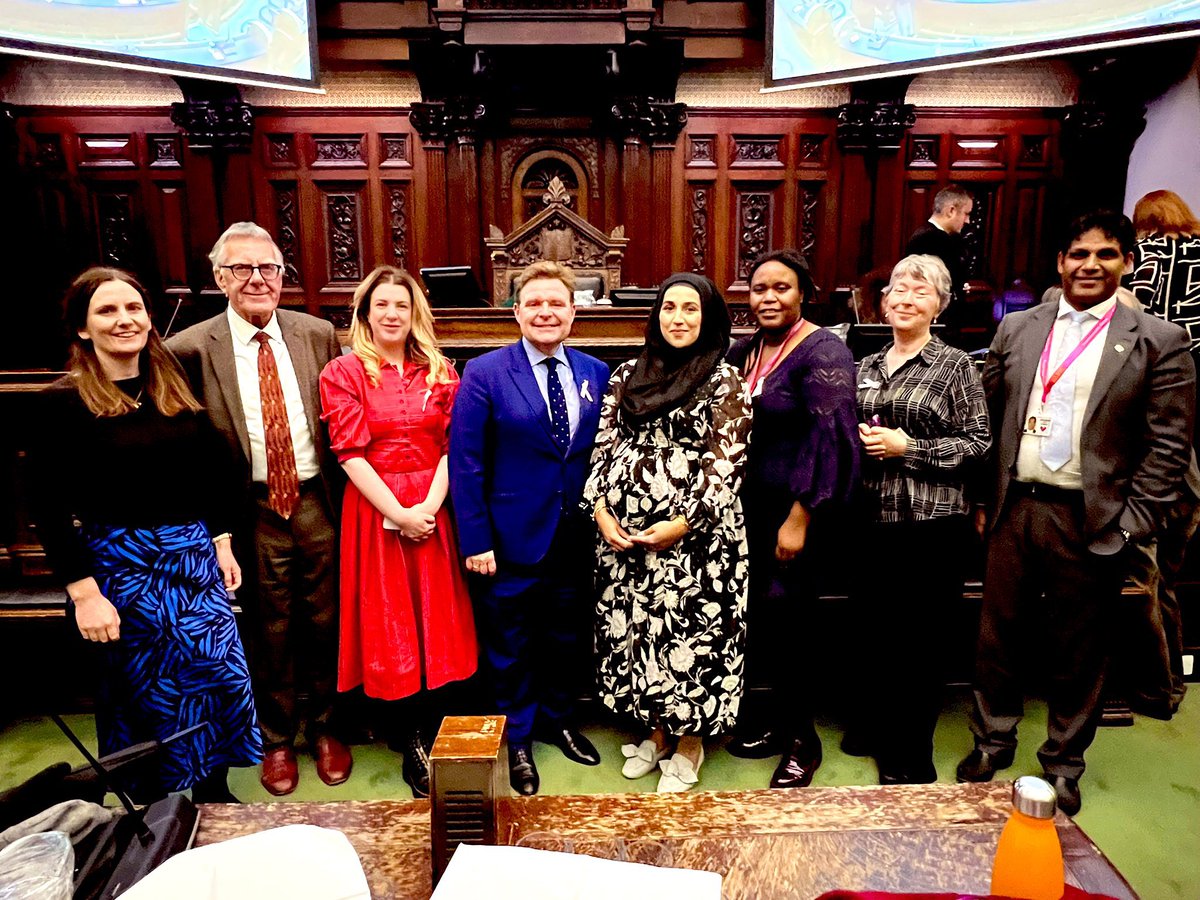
[1038,307,1115,404]
[748,319,806,393]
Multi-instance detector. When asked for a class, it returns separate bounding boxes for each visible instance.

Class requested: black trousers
[854,515,968,771]
[970,490,1124,779]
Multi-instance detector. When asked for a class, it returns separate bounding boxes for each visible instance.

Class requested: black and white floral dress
[583,360,752,736]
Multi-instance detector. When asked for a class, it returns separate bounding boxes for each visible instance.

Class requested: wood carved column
[411,98,488,268]
[835,78,915,285]
[609,97,687,286]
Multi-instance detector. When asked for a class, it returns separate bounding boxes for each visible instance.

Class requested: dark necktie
[543,357,570,452]
[254,331,300,519]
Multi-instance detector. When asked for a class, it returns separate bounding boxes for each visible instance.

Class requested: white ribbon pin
[581,380,593,402]
[859,378,881,390]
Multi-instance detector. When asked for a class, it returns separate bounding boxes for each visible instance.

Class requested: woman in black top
[32,268,261,802]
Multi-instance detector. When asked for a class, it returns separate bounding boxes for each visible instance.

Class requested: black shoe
[400,732,431,799]
[509,745,540,795]
[878,759,937,785]
[769,739,822,789]
[955,747,1015,783]
[1047,773,1081,815]
[727,730,785,760]
[537,727,600,766]
[839,728,875,758]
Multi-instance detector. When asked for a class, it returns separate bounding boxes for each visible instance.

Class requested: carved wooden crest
[485,176,629,305]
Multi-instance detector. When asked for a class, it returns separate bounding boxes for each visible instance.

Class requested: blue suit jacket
[450,341,610,567]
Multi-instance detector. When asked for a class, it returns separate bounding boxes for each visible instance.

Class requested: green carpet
[2,692,1197,899]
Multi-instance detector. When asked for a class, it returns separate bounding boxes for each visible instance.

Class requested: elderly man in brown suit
[168,222,351,795]
[958,211,1196,816]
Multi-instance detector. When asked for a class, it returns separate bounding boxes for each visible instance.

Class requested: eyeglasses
[220,263,283,281]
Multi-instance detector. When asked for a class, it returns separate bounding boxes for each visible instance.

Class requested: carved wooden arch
[511,149,589,224]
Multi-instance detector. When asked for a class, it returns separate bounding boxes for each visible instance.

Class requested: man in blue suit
[450,260,611,795]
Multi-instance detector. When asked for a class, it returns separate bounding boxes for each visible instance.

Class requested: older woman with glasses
[853,254,990,784]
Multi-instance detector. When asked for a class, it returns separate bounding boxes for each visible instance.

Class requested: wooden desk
[195,783,1137,899]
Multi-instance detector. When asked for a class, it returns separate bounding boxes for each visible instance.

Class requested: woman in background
[1118,191,1200,719]
[854,254,989,784]
[320,265,477,798]
[726,249,860,789]
[32,267,260,803]
[584,273,751,793]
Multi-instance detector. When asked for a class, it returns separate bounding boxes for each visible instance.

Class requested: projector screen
[0,0,319,91]
[767,0,1200,89]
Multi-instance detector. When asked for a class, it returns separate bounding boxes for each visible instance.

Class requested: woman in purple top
[726,249,860,789]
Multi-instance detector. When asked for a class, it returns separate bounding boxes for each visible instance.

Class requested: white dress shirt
[226,306,321,483]
[1016,295,1118,489]
[521,337,581,438]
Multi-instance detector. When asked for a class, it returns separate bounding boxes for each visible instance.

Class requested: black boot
[400,730,431,798]
[191,766,239,804]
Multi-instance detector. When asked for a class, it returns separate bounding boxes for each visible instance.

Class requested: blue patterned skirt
[83,521,262,795]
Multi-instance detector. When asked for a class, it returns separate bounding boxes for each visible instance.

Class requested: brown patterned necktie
[254,331,300,519]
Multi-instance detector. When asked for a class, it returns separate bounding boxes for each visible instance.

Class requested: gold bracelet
[593,499,609,517]
[212,532,233,544]
[672,514,689,532]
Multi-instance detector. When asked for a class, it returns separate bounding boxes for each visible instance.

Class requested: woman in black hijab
[583,273,752,792]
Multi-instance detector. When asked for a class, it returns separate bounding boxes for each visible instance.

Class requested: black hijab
[618,272,732,426]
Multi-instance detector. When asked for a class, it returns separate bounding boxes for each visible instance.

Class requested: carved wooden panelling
[148,135,182,169]
[381,134,411,168]
[273,182,302,286]
[688,136,715,168]
[907,135,939,169]
[94,191,135,266]
[735,189,774,282]
[79,134,137,168]
[798,183,821,262]
[689,184,710,274]
[387,182,410,270]
[153,183,189,286]
[268,134,297,167]
[33,134,63,170]
[950,135,1006,169]
[1019,134,1049,168]
[797,134,828,167]
[731,136,784,167]
[322,187,364,282]
[313,135,367,168]
[1011,183,1045,279]
[960,186,995,279]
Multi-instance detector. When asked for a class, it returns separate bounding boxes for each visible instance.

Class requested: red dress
[320,354,478,700]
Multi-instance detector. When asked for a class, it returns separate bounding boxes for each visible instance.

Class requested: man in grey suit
[168,222,351,796]
[957,211,1196,814]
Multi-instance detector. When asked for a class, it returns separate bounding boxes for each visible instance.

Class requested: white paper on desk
[120,824,369,900]
[432,843,721,900]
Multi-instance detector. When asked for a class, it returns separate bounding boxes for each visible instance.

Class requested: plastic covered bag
[0,830,74,900]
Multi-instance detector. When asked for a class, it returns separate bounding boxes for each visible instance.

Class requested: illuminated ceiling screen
[768,0,1200,89]
[0,0,319,91]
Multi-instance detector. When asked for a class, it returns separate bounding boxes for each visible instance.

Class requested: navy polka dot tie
[543,357,570,452]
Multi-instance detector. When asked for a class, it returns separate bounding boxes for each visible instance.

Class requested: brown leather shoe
[314,735,353,786]
[260,746,299,796]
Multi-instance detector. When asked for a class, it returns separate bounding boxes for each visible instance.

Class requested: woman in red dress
[320,265,477,797]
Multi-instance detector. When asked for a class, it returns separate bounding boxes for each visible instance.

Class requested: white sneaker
[656,748,704,793]
[621,740,669,779]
